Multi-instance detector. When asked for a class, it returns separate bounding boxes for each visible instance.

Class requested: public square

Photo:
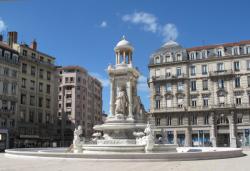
[0,151,250,171]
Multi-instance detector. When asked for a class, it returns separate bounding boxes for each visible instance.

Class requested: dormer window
[232,46,239,55]
[217,48,224,57]
[155,56,160,64]
[165,53,171,62]
[245,45,250,54]
[190,52,196,60]
[201,50,207,59]
[176,53,182,61]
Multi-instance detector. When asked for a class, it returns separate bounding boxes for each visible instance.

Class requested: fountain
[4,37,244,160]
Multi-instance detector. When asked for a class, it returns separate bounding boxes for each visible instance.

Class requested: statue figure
[73,125,83,153]
[144,123,155,153]
[115,88,128,115]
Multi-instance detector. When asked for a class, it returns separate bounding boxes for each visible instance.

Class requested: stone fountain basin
[93,122,146,131]
[5,147,244,161]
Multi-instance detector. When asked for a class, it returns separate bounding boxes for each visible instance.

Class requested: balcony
[209,69,234,78]
[153,106,187,113]
[150,73,188,82]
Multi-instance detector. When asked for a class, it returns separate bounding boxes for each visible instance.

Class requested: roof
[20,43,55,59]
[187,40,250,52]
[0,41,19,53]
[58,65,87,73]
[114,36,134,51]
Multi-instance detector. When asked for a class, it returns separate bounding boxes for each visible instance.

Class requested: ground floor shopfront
[153,126,250,148]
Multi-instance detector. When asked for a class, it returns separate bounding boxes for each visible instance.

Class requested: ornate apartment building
[57,66,102,146]
[0,35,19,149]
[9,32,58,148]
[148,40,250,148]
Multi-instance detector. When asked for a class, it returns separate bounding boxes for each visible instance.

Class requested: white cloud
[90,72,110,87]
[122,12,157,33]
[0,18,7,32]
[122,11,178,42]
[161,23,178,42]
[100,21,108,28]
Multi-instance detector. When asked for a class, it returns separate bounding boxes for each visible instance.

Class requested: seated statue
[115,89,128,115]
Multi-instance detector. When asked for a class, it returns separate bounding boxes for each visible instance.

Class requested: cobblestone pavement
[0,151,250,171]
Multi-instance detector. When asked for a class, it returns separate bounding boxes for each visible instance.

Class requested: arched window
[155,56,160,64]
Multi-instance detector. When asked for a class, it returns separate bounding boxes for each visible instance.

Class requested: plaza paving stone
[0,151,250,171]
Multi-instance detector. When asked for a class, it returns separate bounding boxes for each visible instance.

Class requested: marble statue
[115,88,128,115]
[73,125,84,153]
[144,123,155,153]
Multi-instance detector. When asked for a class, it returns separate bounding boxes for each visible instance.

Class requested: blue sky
[0,0,250,113]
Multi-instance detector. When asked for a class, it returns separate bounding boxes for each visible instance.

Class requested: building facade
[8,32,58,148]
[57,66,102,146]
[0,36,19,149]
[148,40,250,148]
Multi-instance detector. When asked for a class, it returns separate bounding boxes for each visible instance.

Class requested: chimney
[8,31,18,47]
[30,39,37,50]
[0,34,3,42]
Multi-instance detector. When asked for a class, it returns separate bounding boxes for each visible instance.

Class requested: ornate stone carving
[115,88,128,115]
[73,126,84,153]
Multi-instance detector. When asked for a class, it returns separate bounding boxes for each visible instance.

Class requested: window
[39,69,44,78]
[201,50,207,59]
[166,99,172,108]
[22,63,27,73]
[21,94,26,104]
[177,82,183,91]
[155,84,160,93]
[31,53,36,58]
[3,82,8,94]
[66,103,71,107]
[236,97,241,105]
[218,79,224,89]
[29,111,34,123]
[177,98,183,108]
[204,115,209,125]
[65,77,69,83]
[30,80,35,90]
[248,76,250,87]
[21,78,26,88]
[246,46,250,54]
[46,113,50,123]
[166,116,171,126]
[234,61,240,71]
[191,115,197,125]
[155,56,160,64]
[155,118,161,126]
[30,95,35,106]
[165,68,171,77]
[38,97,43,107]
[191,98,197,107]
[190,52,196,60]
[232,47,239,55]
[46,84,51,94]
[11,70,17,78]
[178,115,183,125]
[39,82,43,92]
[46,98,50,108]
[66,94,72,98]
[2,100,8,110]
[191,80,196,91]
[176,53,182,61]
[22,50,27,56]
[155,99,161,109]
[70,77,74,83]
[31,66,36,76]
[202,80,208,90]
[237,114,243,124]
[217,63,224,71]
[219,96,225,106]
[202,65,207,75]
[235,77,241,88]
[191,66,196,76]
[11,83,16,94]
[47,71,51,80]
[40,56,44,62]
[38,112,43,123]
[217,48,223,57]
[176,67,182,76]
[165,83,172,92]
[203,98,209,107]
[3,68,9,76]
[165,54,171,62]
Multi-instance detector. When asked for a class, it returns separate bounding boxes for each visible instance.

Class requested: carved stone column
[127,79,133,119]
[229,111,237,147]
[210,112,217,147]
[110,78,115,116]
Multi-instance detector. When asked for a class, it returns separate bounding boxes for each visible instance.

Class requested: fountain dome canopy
[114,35,134,51]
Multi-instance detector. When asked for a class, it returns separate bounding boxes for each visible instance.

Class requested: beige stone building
[148,40,250,148]
[57,66,102,146]
[0,35,19,149]
[8,32,58,148]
